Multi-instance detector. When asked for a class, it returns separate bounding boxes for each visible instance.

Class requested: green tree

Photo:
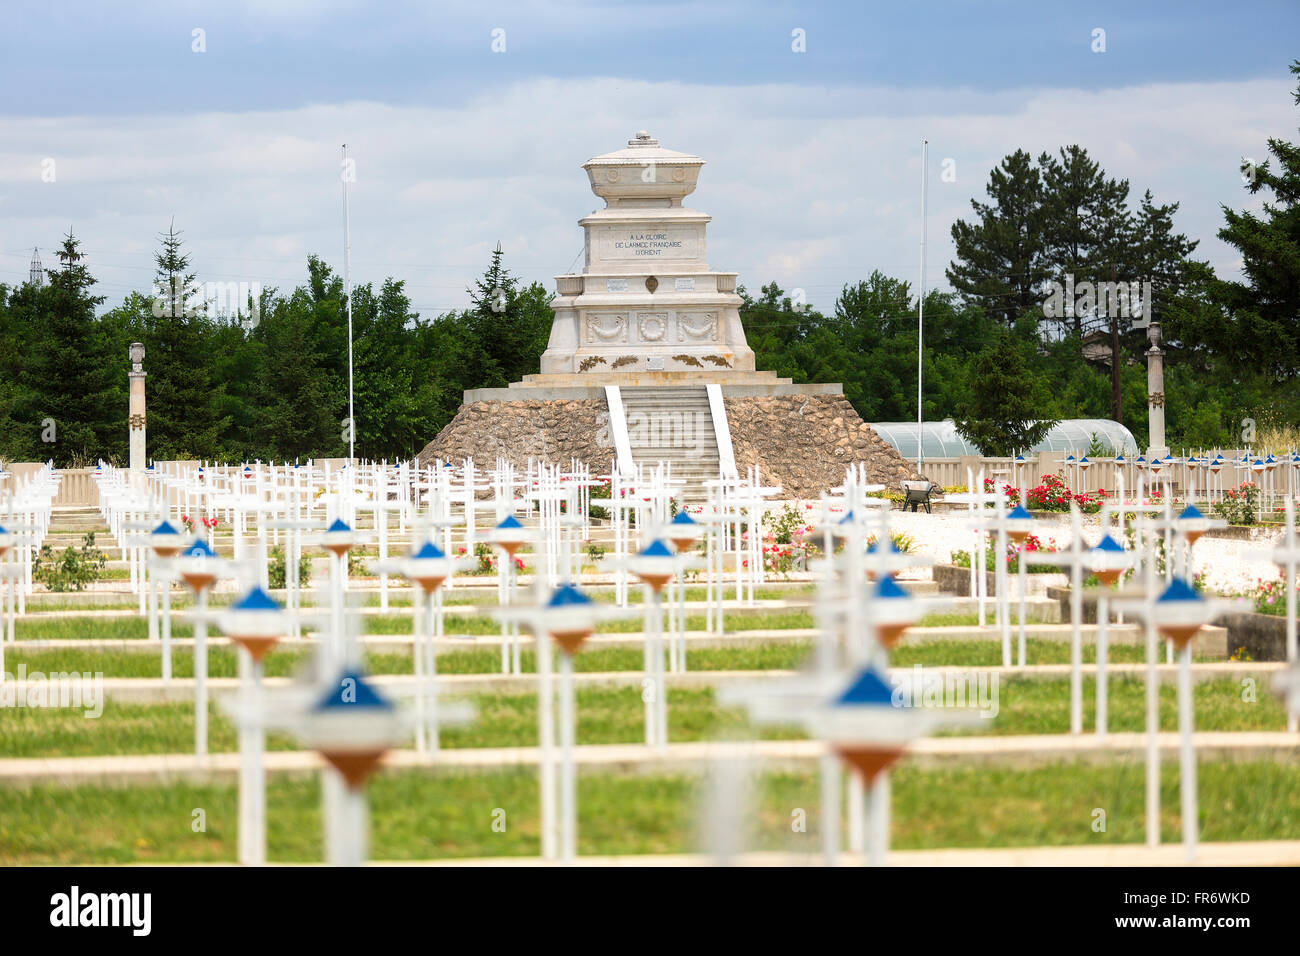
[1204,60,1300,380]
[118,222,232,458]
[947,149,1047,326]
[952,330,1059,457]
[25,233,121,465]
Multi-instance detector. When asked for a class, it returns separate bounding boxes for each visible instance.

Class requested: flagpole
[917,139,928,472]
[342,144,355,463]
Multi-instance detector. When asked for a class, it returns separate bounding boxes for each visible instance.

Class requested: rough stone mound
[723,394,924,498]
[417,393,925,498]
[417,399,616,472]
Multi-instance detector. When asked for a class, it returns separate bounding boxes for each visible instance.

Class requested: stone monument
[420,132,922,497]
[540,131,755,377]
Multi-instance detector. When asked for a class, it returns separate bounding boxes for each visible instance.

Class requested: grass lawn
[0,676,1286,758]
[2,636,1214,680]
[2,759,1296,864]
[21,581,818,612]
[9,609,824,641]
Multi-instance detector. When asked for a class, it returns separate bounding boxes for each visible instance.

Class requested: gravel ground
[789,502,1285,597]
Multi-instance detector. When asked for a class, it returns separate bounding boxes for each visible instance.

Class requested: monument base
[418,387,924,499]
[463,369,841,403]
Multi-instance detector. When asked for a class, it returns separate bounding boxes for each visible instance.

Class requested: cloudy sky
[2,0,1298,316]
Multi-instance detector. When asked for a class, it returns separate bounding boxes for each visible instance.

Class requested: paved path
[2,731,1295,787]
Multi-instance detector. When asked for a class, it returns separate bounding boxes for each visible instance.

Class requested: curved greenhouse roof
[868,419,1139,459]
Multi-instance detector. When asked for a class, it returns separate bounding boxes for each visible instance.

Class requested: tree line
[2,61,1297,465]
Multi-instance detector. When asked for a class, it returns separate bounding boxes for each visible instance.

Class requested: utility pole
[1110,262,1122,424]
[342,144,355,462]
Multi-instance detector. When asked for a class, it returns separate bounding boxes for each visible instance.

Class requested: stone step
[614,384,722,504]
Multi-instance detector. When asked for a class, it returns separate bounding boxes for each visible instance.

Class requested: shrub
[769,504,807,545]
[1251,576,1298,616]
[950,532,1059,573]
[347,549,368,578]
[267,546,313,590]
[34,532,106,592]
[588,478,611,521]
[458,542,501,576]
[866,531,916,554]
[1213,482,1260,526]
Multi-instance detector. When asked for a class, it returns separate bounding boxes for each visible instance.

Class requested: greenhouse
[868,419,1139,459]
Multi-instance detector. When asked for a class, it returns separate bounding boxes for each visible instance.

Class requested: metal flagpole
[342,144,355,463]
[916,139,928,472]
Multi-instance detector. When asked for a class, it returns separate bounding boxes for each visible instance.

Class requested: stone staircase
[44,506,112,547]
[618,385,722,501]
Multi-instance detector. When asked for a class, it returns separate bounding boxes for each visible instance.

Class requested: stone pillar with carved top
[1145,322,1168,460]
[128,342,147,470]
[540,131,756,377]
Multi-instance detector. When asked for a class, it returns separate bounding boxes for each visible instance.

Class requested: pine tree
[1210,60,1300,379]
[947,149,1047,326]
[1038,145,1133,338]
[463,244,552,388]
[953,334,1059,457]
[28,232,119,465]
[142,222,229,458]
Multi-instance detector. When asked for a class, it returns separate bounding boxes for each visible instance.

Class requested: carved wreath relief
[677,311,717,342]
[637,312,668,342]
[585,313,628,343]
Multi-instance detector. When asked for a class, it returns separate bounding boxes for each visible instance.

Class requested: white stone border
[706,383,737,478]
[603,385,636,477]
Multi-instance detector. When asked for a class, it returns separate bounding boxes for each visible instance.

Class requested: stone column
[128,342,147,471]
[1145,322,1169,460]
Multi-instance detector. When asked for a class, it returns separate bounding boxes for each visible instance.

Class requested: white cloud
[0,75,1293,314]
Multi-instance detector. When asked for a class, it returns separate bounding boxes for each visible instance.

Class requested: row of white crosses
[1248,497,1300,734]
[1032,470,1234,861]
[526,461,590,589]
[1116,499,1230,863]
[492,501,703,861]
[602,461,681,608]
[946,470,1032,666]
[721,468,983,866]
[1065,447,1300,514]
[211,489,478,865]
[942,464,1238,862]
[0,464,60,674]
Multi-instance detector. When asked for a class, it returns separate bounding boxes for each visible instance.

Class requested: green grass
[7,609,823,641]
[936,676,1291,735]
[8,607,1054,642]
[0,676,1286,759]
[20,582,816,613]
[0,635,1227,678]
[0,687,797,759]
[3,759,1297,863]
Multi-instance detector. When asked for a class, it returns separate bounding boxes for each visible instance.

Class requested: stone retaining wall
[1212,611,1289,661]
[934,563,1067,597]
[723,394,924,497]
[417,400,616,472]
